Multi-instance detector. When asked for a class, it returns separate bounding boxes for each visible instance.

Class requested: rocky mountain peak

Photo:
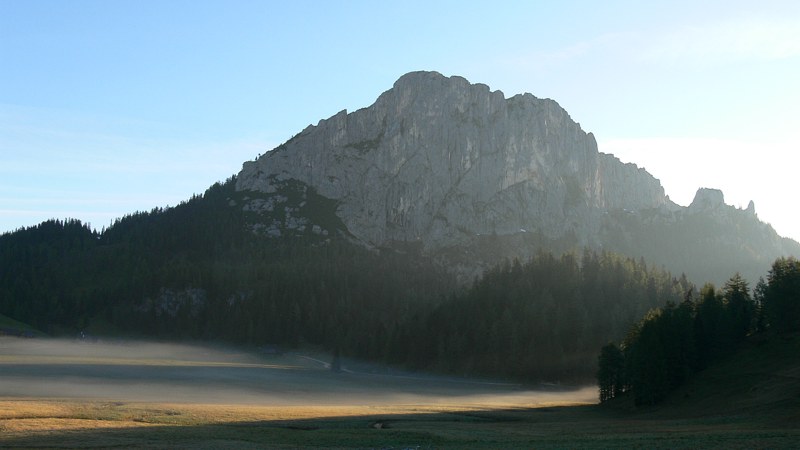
[391,70,479,96]
[236,71,669,250]
[233,71,799,285]
[746,200,756,215]
[386,71,499,102]
[688,188,760,218]
[690,188,726,211]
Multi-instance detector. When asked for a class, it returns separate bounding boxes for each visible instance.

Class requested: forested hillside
[0,178,452,343]
[598,257,800,405]
[0,176,698,382]
[384,252,691,381]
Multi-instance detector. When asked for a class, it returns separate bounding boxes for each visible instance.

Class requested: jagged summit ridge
[237,71,668,248]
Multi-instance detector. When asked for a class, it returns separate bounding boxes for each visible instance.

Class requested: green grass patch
[0,313,46,337]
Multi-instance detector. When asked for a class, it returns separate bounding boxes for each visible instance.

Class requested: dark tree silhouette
[597,342,625,402]
[762,257,800,334]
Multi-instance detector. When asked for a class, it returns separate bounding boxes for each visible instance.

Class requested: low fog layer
[0,337,596,406]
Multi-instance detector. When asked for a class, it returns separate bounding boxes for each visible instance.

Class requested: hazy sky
[2,1,799,241]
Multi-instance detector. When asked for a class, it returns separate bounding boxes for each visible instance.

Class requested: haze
[0,337,595,408]
[1,1,799,242]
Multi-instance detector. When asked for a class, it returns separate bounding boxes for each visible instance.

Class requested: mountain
[238,71,666,247]
[1,71,798,382]
[234,71,799,285]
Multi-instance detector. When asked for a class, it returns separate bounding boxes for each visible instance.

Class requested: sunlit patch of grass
[1,400,798,448]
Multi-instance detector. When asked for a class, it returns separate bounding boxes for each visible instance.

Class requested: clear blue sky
[2,0,799,242]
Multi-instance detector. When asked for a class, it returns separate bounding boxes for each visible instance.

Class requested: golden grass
[0,399,526,423]
[0,399,506,446]
[1,398,797,448]
[0,398,588,433]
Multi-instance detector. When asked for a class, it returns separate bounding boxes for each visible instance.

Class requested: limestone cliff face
[237,71,669,249]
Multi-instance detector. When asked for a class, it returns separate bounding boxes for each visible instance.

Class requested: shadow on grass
[0,406,580,449]
[3,405,798,449]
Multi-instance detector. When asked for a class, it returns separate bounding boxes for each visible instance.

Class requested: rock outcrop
[689,188,726,211]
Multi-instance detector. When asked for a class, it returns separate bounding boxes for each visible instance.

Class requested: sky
[1,0,799,241]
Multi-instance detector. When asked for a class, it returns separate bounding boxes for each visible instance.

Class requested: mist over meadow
[0,337,596,407]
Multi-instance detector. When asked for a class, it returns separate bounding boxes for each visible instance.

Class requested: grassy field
[0,336,798,449]
[1,398,797,449]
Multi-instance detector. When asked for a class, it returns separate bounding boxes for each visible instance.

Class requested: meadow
[0,337,797,448]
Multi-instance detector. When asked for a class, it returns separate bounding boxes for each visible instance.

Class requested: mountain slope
[235,71,799,285]
[238,71,668,249]
[607,332,800,422]
[664,333,800,419]
[2,71,799,384]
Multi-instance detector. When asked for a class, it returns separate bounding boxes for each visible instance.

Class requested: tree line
[383,251,691,381]
[0,175,707,382]
[598,257,800,405]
